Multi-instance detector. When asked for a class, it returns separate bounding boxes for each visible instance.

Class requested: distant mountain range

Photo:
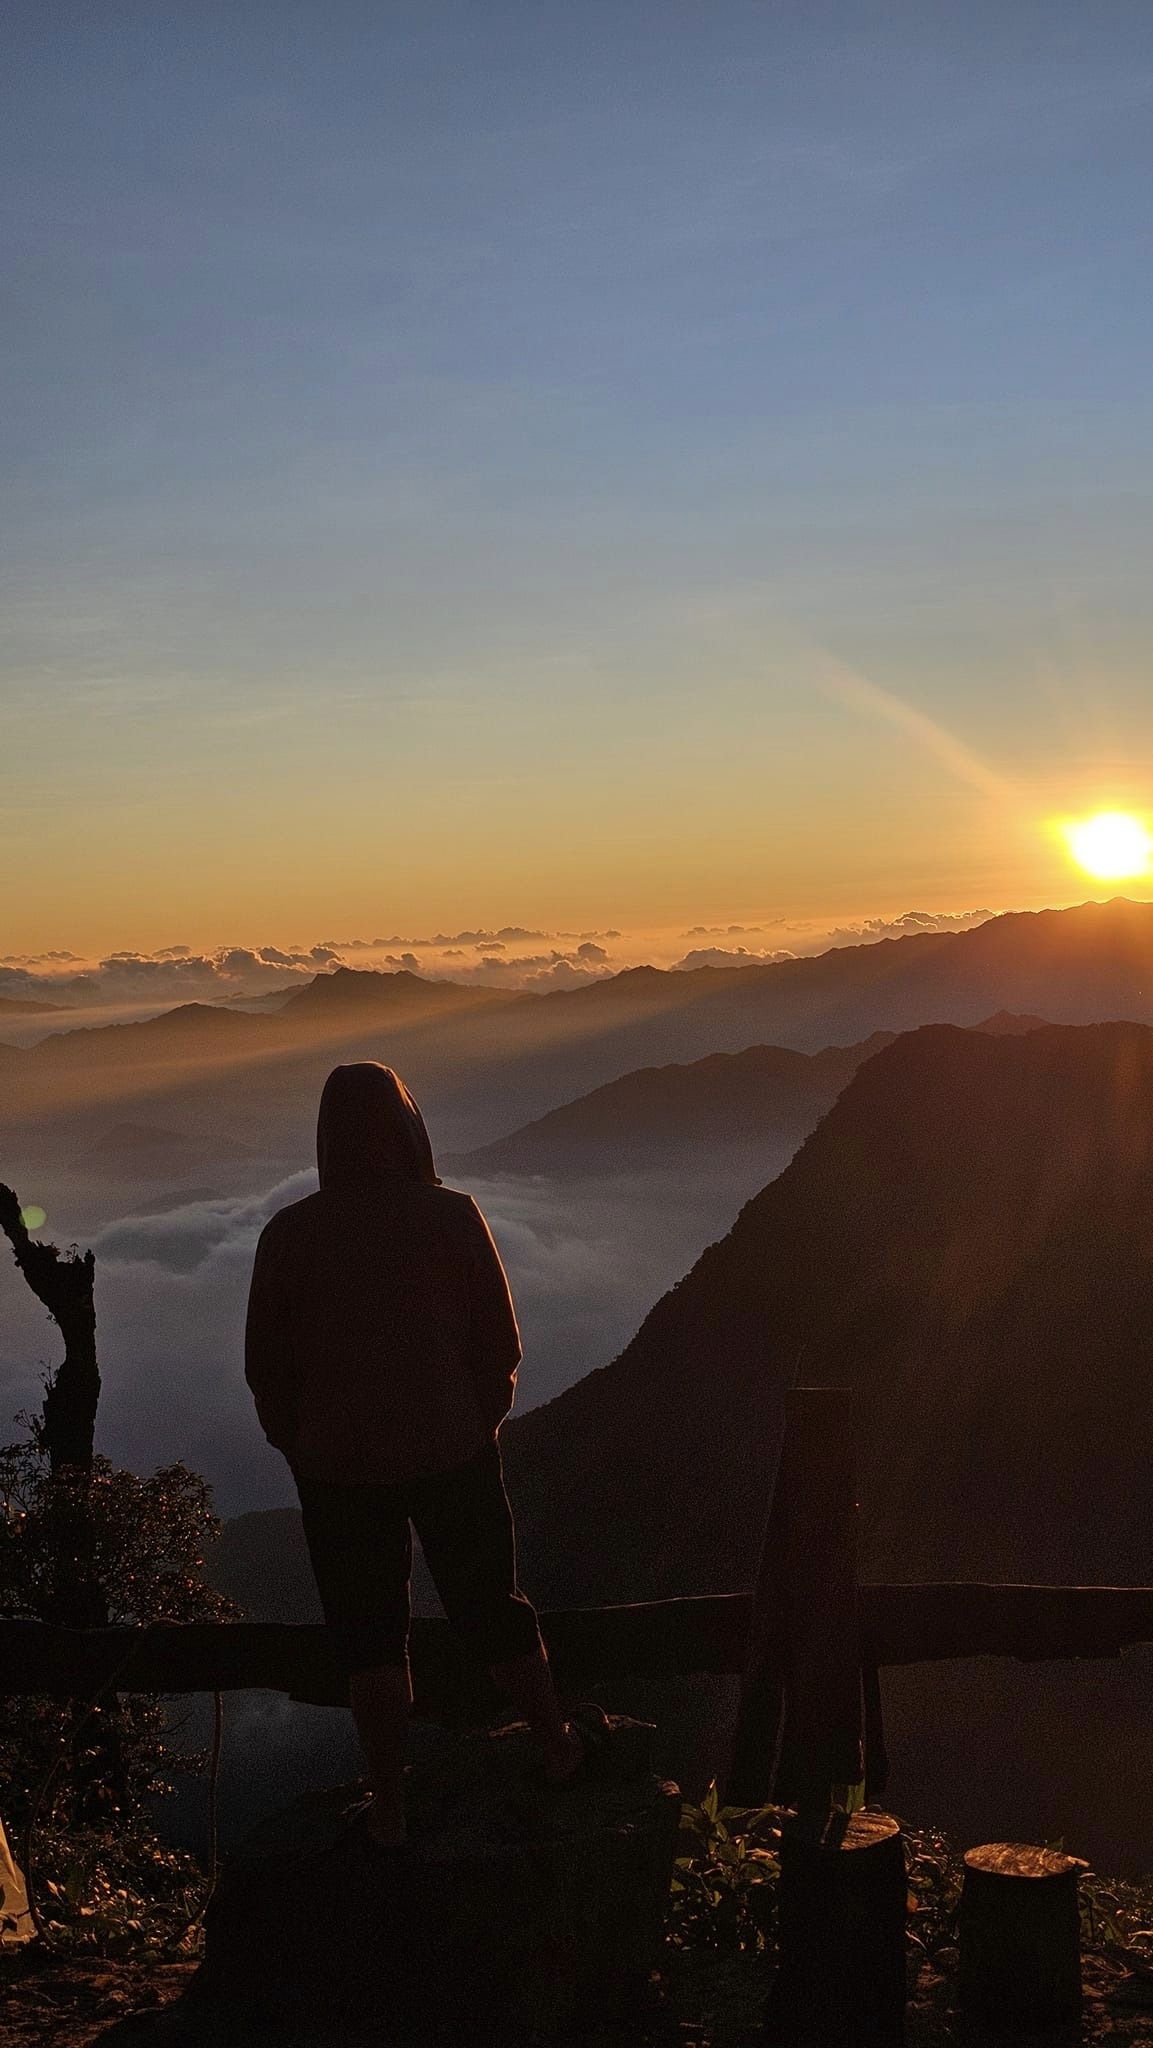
[72,1121,259,1183]
[5,894,1153,1159]
[446,1035,896,1178]
[278,967,515,1026]
[448,1015,1052,1180]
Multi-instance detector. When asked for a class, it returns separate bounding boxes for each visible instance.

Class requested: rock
[193,1715,680,2039]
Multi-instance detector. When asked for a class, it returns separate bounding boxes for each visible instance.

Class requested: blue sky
[4,1,1153,948]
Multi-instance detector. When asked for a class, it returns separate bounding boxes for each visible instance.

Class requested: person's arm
[464,1201,523,1433]
[244,1223,301,1459]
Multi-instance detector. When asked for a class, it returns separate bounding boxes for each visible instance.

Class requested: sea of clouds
[1,908,996,1026]
[0,1162,761,1518]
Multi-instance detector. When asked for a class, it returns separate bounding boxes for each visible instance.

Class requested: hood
[316,1062,441,1190]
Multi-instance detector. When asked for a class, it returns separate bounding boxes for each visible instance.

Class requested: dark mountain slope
[447,1034,896,1178]
[448,1015,1051,1180]
[29,1003,281,1067]
[503,1020,1153,1607]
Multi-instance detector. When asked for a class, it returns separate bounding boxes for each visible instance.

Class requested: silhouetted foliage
[0,1437,239,1836]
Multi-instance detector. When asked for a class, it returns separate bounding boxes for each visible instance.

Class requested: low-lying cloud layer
[0,1159,769,1517]
[0,946,340,1010]
[1,909,999,1020]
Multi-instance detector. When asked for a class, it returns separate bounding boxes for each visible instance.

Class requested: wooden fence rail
[5,1582,1153,1713]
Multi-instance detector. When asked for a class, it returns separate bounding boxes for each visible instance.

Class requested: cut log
[765,1809,906,2047]
[193,1714,680,2039]
[958,1841,1083,2028]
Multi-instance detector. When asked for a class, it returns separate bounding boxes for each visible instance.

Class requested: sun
[1063,810,1153,882]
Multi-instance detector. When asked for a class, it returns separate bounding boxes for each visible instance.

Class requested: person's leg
[413,1443,583,1779]
[348,1662,412,1845]
[296,1476,415,1842]
[488,1644,583,1778]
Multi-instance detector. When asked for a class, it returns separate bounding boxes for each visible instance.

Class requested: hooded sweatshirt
[244,1063,522,1483]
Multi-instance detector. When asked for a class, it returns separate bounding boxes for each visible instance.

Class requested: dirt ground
[4,1947,1153,2046]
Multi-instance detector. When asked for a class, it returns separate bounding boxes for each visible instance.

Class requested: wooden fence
[5,1388,1153,1809]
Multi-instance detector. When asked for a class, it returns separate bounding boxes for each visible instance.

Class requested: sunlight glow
[1064,811,1153,883]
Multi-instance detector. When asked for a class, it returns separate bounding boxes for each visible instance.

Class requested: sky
[4,0,1153,956]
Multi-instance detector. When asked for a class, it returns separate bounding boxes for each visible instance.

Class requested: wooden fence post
[727,1387,906,2047]
[726,1386,863,1808]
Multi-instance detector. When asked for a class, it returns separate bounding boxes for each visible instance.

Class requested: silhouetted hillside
[31,1002,280,1067]
[503,1019,1153,1605]
[448,1035,896,1178]
[969,1009,1050,1035]
[0,994,64,1018]
[279,967,516,1026]
[448,1016,1051,1179]
[73,1121,257,1181]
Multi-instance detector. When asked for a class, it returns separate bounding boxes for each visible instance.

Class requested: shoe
[544,1702,612,1784]
[347,1800,413,1860]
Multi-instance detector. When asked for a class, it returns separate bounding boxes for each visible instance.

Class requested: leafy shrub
[668,1781,782,1955]
[0,1438,239,1952]
[22,1821,206,1957]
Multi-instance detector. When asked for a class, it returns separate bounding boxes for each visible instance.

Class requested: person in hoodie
[245,1061,582,1846]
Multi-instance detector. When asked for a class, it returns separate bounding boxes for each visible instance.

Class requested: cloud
[446,945,616,990]
[822,909,994,947]
[0,949,82,965]
[0,945,341,1009]
[520,959,612,989]
[93,1173,316,1275]
[0,1161,743,1515]
[672,946,798,971]
[326,928,552,950]
[685,925,763,938]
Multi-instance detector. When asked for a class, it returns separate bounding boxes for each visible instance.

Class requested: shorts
[294,1439,543,1675]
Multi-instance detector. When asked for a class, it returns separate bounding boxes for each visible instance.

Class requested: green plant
[24,1821,206,1957]
[903,1825,965,1961]
[0,1436,239,1953]
[668,1781,783,1955]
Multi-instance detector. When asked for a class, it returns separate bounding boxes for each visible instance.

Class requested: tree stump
[958,1841,1083,2029]
[194,1715,680,2040]
[764,1809,906,2047]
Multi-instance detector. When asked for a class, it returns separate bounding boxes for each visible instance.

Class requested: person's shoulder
[421,1183,489,1237]
[256,1189,323,1245]
[422,1181,480,1218]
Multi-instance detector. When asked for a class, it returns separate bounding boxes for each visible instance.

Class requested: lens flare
[19,1205,47,1232]
[1063,811,1152,883]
